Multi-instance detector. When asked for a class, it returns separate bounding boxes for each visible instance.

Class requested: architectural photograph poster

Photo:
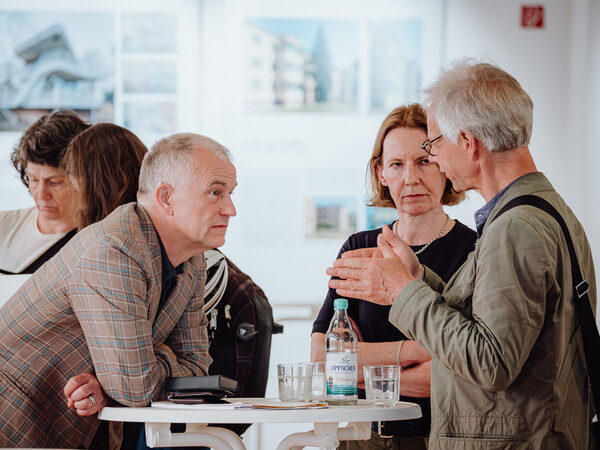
[120,11,180,138]
[122,61,176,94]
[0,11,114,130]
[305,195,358,239]
[244,18,359,112]
[365,205,399,231]
[123,101,177,136]
[369,19,423,111]
[121,13,177,54]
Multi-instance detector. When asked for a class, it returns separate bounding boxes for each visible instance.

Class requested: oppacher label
[325,352,357,395]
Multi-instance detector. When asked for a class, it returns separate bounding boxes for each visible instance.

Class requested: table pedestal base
[98,400,421,449]
[144,422,245,449]
[276,421,371,450]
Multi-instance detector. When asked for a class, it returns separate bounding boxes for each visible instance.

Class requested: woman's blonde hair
[367,103,465,208]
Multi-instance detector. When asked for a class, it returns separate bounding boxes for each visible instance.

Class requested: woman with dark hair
[0,110,89,274]
[311,104,477,450]
[63,123,148,230]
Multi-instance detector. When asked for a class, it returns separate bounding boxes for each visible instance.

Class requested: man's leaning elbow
[108,389,156,408]
[114,396,153,408]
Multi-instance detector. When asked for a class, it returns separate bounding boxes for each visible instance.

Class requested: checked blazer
[0,203,211,448]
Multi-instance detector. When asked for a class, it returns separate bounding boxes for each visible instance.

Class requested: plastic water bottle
[324,298,358,405]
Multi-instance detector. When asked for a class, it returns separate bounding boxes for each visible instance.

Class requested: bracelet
[396,340,404,370]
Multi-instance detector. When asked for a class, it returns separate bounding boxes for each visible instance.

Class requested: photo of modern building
[305,196,357,238]
[245,18,358,112]
[0,12,114,130]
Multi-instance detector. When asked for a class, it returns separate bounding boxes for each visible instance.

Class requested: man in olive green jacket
[328,61,597,449]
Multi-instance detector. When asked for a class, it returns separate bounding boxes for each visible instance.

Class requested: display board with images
[0,8,116,210]
[201,0,446,305]
[0,0,452,306]
[369,19,423,112]
[305,195,358,239]
[245,18,359,113]
[0,11,115,131]
[120,12,179,137]
[0,0,200,211]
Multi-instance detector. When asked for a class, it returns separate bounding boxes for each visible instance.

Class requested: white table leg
[276,422,339,450]
[335,421,371,442]
[187,424,246,450]
[276,421,372,450]
[144,422,246,449]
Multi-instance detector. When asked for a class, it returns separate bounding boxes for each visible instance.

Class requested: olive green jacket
[390,173,596,449]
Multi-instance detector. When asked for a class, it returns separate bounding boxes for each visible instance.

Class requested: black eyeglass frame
[421,134,443,156]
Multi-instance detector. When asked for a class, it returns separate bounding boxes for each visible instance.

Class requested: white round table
[99,398,421,449]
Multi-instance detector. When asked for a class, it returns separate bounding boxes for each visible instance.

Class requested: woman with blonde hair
[311,104,477,449]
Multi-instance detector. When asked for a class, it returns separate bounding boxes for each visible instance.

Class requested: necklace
[393,214,451,255]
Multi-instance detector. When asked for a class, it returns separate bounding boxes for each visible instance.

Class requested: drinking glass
[310,362,325,402]
[277,362,313,402]
[363,365,401,407]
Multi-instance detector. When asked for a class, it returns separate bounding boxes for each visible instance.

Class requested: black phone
[167,391,230,405]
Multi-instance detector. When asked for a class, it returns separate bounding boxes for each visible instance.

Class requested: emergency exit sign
[521,5,545,28]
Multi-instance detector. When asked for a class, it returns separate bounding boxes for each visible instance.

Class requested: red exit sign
[521,5,545,28]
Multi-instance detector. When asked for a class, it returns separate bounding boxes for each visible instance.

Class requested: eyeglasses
[420,134,443,156]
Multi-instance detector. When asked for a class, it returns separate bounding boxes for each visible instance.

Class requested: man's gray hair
[425,60,534,152]
[137,133,232,203]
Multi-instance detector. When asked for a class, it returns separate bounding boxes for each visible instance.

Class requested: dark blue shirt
[157,235,184,307]
[474,173,533,236]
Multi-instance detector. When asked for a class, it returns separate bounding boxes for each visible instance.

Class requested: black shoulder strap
[0,228,77,275]
[491,194,600,417]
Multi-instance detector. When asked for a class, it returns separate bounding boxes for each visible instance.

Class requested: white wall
[442,0,600,321]
[442,0,572,212]
[581,0,600,320]
[445,0,572,204]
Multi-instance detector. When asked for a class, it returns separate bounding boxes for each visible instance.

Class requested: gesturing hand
[379,225,423,278]
[64,373,107,416]
[326,225,423,305]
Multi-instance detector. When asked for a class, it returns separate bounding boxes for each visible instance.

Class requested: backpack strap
[490,194,600,419]
[0,228,77,275]
[203,249,228,314]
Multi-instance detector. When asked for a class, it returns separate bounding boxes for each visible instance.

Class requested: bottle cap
[333,298,348,310]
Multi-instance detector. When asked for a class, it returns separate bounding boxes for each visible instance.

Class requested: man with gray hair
[327,61,596,448]
[0,133,236,448]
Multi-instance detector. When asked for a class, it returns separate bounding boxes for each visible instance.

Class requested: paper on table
[239,400,328,410]
[151,400,244,410]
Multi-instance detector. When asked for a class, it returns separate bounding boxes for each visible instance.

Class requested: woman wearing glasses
[311,104,476,450]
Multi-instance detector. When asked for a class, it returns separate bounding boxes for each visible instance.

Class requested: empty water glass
[277,362,313,402]
[310,362,325,402]
[363,365,401,407]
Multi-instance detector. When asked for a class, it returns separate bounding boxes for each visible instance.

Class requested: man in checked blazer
[0,133,237,448]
